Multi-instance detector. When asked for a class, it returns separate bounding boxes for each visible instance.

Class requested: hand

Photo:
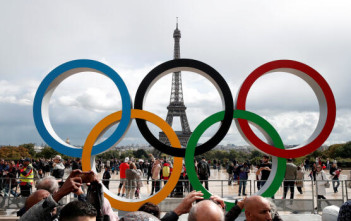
[210,195,225,210]
[53,173,83,202]
[173,191,204,216]
[237,197,246,210]
[68,169,83,179]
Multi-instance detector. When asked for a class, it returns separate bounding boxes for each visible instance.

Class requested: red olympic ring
[235,60,336,158]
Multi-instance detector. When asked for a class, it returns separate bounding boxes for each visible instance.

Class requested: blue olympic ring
[33,59,132,157]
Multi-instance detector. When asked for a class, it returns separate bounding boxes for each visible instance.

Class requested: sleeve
[19,195,58,221]
[161,211,179,221]
[225,205,242,221]
[207,163,211,176]
[21,165,33,177]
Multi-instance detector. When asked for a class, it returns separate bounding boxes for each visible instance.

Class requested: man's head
[201,156,205,161]
[54,155,62,163]
[36,176,59,194]
[138,202,161,218]
[245,196,272,221]
[188,200,224,221]
[24,158,31,166]
[262,155,269,163]
[59,201,97,221]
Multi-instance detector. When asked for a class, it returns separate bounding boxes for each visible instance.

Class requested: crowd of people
[0,154,350,220]
[225,155,345,214]
[9,168,351,220]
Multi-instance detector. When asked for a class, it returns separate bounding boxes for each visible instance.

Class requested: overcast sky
[1,0,351,149]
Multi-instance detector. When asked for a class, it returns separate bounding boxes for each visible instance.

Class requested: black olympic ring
[134,59,234,157]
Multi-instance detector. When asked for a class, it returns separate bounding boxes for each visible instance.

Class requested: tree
[19,143,36,158]
[250,150,263,159]
[133,149,149,159]
[0,146,31,159]
[36,146,60,159]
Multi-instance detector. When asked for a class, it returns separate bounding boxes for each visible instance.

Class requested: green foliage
[133,149,149,159]
[36,146,61,159]
[0,145,31,159]
[19,143,36,158]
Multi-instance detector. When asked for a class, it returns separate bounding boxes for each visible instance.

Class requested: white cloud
[0,0,351,146]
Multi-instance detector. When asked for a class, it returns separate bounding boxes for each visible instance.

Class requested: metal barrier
[0,177,349,212]
[315,179,345,212]
[345,180,351,201]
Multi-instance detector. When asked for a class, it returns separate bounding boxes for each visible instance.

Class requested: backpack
[198,162,208,176]
[162,166,170,177]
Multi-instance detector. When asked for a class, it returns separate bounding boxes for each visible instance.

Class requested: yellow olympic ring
[82,109,182,211]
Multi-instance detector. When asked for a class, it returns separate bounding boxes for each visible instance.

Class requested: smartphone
[79,172,94,183]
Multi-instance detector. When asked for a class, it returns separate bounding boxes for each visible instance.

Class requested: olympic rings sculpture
[33,58,336,211]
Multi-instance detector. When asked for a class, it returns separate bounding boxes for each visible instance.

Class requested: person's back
[285,162,297,180]
[198,160,209,177]
[120,162,129,179]
[338,200,351,221]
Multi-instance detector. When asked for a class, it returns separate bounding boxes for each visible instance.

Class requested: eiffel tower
[159,20,192,147]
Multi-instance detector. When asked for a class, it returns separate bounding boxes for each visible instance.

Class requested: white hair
[36,176,59,194]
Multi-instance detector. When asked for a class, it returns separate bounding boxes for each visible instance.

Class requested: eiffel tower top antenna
[159,19,192,147]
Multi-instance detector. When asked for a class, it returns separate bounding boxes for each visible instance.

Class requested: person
[309,163,317,181]
[35,176,59,194]
[147,159,154,184]
[151,159,161,195]
[102,166,111,190]
[296,166,304,194]
[338,200,351,221]
[163,190,206,221]
[304,158,310,171]
[4,161,18,197]
[283,158,297,199]
[0,159,9,196]
[162,161,172,185]
[227,162,234,185]
[257,155,271,190]
[19,169,94,221]
[326,158,331,170]
[138,190,204,221]
[19,158,34,197]
[255,165,262,190]
[71,158,81,170]
[238,162,249,196]
[125,163,139,199]
[135,166,143,199]
[330,163,341,193]
[225,195,282,221]
[52,155,65,185]
[188,199,225,221]
[316,164,331,211]
[118,157,130,197]
[24,189,50,212]
[138,202,161,219]
[59,200,97,221]
[318,157,322,166]
[197,156,210,190]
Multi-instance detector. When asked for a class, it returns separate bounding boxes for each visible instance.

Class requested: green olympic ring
[185,109,286,211]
